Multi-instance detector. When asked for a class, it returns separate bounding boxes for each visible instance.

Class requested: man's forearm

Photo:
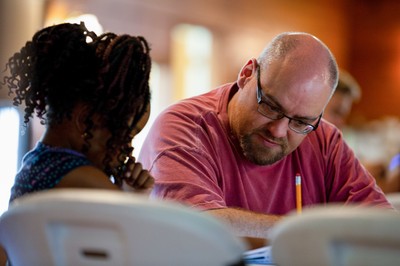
[205,207,282,239]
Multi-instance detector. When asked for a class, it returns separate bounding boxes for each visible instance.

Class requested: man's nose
[265,117,290,138]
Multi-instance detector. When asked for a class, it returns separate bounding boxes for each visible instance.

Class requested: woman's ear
[73,104,89,135]
[237,58,258,89]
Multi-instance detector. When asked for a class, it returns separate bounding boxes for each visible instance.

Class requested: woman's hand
[122,157,154,192]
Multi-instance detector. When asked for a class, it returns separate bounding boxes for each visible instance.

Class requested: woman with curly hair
[1,22,154,202]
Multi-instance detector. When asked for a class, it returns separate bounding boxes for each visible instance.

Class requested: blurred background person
[323,70,400,194]
[323,69,361,129]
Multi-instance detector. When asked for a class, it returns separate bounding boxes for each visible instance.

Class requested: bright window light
[172,24,213,99]
[133,62,162,158]
[65,14,103,35]
[0,107,20,215]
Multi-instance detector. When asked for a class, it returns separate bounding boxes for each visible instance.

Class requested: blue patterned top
[9,142,92,202]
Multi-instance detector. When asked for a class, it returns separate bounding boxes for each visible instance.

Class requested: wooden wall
[347,0,400,123]
[1,0,400,123]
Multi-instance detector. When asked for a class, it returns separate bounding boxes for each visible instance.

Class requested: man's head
[323,70,361,129]
[228,32,338,165]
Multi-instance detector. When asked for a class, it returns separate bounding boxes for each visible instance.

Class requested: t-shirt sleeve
[140,104,229,211]
[321,125,392,209]
[148,147,227,211]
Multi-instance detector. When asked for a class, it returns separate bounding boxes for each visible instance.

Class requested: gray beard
[240,133,288,166]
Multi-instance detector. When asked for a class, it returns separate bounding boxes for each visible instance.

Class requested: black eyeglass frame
[256,66,322,135]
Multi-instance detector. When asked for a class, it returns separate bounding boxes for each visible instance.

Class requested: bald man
[139,32,392,239]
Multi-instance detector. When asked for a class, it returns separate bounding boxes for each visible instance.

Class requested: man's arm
[205,207,282,239]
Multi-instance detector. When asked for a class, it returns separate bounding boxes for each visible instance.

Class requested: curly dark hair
[1,22,152,186]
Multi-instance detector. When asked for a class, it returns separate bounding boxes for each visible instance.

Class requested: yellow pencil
[295,173,302,214]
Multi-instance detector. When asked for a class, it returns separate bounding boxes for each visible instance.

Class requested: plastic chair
[270,205,400,266]
[0,189,246,266]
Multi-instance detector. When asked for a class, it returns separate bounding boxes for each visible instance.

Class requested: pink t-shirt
[139,83,392,214]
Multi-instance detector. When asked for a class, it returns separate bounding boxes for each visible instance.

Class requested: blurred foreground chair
[386,192,400,210]
[0,189,246,266]
[270,205,400,266]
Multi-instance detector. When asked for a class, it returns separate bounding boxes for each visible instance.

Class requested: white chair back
[270,205,400,266]
[0,189,246,266]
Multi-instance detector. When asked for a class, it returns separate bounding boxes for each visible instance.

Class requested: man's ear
[237,58,258,89]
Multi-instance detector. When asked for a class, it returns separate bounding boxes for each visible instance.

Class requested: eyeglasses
[256,66,322,135]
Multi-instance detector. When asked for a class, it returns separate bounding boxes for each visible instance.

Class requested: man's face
[229,60,332,165]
